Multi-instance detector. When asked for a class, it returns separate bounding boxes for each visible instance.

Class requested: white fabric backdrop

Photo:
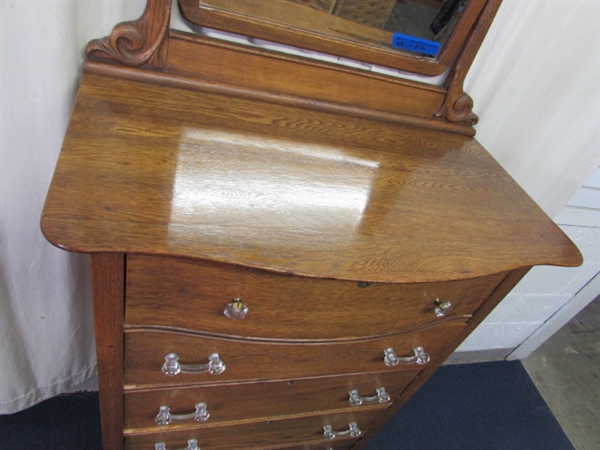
[468,0,600,216]
[0,0,146,414]
[1,0,598,413]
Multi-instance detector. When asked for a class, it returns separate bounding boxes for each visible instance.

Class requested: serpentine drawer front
[122,253,471,450]
[121,249,472,450]
[123,322,466,388]
[125,254,505,339]
[124,370,417,432]
[124,408,382,450]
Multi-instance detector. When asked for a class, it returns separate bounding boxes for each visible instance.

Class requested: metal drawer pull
[383,346,430,366]
[349,386,391,406]
[434,298,452,317]
[224,298,248,320]
[323,422,362,440]
[155,403,210,425]
[154,439,200,450]
[161,353,226,376]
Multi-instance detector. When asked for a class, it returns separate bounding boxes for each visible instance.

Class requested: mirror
[178,0,486,76]
[289,0,464,46]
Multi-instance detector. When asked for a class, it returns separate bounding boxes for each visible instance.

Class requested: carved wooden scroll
[86,0,172,69]
[436,0,502,127]
[439,82,479,127]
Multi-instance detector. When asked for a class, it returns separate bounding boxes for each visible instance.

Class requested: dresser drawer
[225,440,359,450]
[183,440,359,450]
[126,255,504,339]
[124,321,465,388]
[124,370,415,432]
[124,409,381,450]
[307,439,359,450]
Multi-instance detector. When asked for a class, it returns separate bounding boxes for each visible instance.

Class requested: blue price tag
[391,33,441,57]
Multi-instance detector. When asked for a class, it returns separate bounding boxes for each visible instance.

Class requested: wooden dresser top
[41,73,582,283]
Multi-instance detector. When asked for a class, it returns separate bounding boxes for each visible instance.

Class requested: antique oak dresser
[41,1,582,449]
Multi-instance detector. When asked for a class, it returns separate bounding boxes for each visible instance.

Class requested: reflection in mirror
[181,0,481,75]
[290,0,466,49]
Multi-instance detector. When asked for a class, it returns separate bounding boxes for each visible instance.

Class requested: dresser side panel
[91,253,126,450]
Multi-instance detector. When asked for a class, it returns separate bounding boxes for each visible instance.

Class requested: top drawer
[125,255,505,340]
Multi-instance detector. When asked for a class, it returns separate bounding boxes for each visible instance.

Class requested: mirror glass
[180,0,481,75]
[287,0,465,50]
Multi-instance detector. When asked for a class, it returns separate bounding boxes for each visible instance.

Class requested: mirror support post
[436,0,503,128]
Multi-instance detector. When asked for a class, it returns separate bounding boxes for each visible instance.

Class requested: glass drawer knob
[224,298,248,320]
[434,298,452,317]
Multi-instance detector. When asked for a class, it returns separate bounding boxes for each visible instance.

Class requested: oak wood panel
[84,59,471,137]
[41,74,582,283]
[263,446,305,450]
[126,254,505,339]
[151,440,359,450]
[124,409,380,449]
[123,321,465,388]
[124,370,416,432]
[165,32,445,120]
[307,439,359,450]
[90,253,126,450]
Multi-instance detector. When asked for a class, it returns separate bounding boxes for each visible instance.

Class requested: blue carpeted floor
[0,361,573,449]
[364,360,574,449]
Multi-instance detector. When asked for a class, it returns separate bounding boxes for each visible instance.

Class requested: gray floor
[522,295,600,450]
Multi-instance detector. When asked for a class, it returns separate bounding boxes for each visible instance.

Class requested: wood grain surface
[124,408,379,450]
[165,32,446,121]
[125,254,504,339]
[41,74,582,283]
[123,321,466,388]
[124,370,414,432]
[90,253,126,450]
